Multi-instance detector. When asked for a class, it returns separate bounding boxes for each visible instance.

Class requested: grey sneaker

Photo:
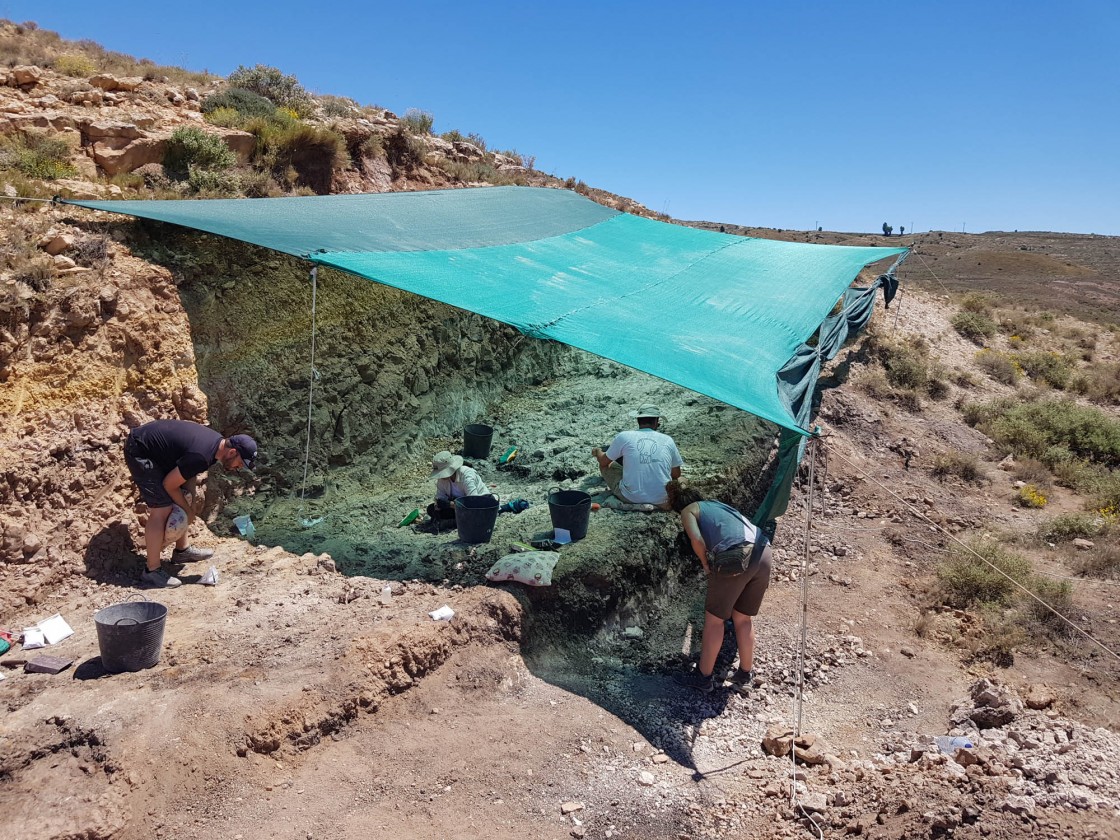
[674,667,716,693]
[141,568,182,588]
[727,668,755,695]
[172,545,214,562]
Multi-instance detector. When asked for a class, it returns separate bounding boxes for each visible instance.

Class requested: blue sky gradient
[6,1,1118,234]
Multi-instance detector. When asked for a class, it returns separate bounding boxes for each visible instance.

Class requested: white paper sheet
[36,614,74,645]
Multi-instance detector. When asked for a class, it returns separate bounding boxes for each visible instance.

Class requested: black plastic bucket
[462,423,494,459]
[548,488,592,541]
[95,598,167,673]
[456,494,499,543]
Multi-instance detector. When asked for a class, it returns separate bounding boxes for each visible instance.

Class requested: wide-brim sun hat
[430,450,464,479]
[628,403,663,419]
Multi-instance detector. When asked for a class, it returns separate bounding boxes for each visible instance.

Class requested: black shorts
[124,437,173,508]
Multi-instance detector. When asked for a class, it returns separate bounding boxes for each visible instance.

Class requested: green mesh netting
[69,186,906,437]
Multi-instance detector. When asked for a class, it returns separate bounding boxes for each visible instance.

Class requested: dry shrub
[960,292,995,314]
[975,349,1020,384]
[931,451,987,484]
[54,52,95,77]
[252,123,344,194]
[858,367,892,400]
[1011,457,1052,490]
[1070,361,1120,405]
[384,126,426,176]
[1073,543,1120,579]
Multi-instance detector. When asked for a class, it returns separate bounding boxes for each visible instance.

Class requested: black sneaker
[674,667,716,693]
[727,668,755,695]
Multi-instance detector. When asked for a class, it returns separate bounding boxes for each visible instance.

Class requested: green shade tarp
[67,186,906,438]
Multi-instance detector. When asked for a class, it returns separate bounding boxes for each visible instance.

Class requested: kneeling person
[427,451,487,523]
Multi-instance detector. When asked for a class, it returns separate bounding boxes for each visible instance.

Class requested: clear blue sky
[7,1,1119,234]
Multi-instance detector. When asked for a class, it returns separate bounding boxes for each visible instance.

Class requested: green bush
[1014,351,1073,389]
[1091,473,1120,515]
[227,64,314,116]
[0,131,77,180]
[203,107,243,128]
[201,87,277,121]
[988,400,1120,467]
[1028,577,1074,634]
[163,127,235,180]
[1037,513,1106,543]
[875,338,929,390]
[936,538,1032,608]
[953,310,997,343]
[186,166,240,195]
[975,349,1020,385]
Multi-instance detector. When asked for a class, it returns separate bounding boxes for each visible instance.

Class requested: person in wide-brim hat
[426,450,488,524]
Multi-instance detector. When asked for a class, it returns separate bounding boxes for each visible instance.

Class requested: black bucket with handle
[548,487,592,541]
[462,423,494,459]
[455,494,499,543]
[94,596,167,673]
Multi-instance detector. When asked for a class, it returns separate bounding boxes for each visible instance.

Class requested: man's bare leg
[144,505,172,573]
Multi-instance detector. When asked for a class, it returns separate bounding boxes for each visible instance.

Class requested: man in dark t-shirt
[124,419,257,588]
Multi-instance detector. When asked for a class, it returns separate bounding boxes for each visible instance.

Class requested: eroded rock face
[9,64,43,87]
[88,73,145,93]
[90,135,168,176]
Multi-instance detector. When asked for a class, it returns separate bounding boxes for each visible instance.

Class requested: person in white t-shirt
[592,403,683,509]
